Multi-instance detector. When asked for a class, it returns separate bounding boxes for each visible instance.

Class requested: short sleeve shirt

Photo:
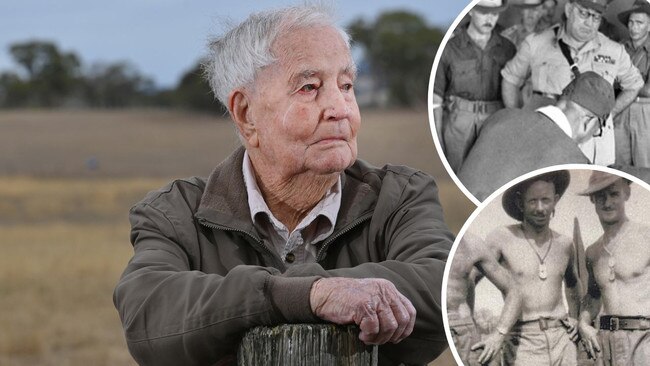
[501,24,644,95]
[435,26,517,102]
[624,37,650,84]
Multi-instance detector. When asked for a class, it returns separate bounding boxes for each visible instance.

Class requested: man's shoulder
[627,221,650,237]
[550,229,573,246]
[486,224,520,243]
[132,176,207,213]
[346,160,429,187]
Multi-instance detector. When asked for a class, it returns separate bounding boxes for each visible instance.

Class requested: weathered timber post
[237,324,378,366]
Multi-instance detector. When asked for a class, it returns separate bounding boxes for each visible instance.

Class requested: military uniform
[501,23,644,165]
[615,37,650,168]
[435,26,516,172]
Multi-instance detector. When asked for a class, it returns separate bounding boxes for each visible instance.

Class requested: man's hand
[578,320,601,359]
[561,317,580,342]
[470,332,505,364]
[309,277,416,345]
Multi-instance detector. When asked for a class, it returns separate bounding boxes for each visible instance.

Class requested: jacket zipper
[197,217,285,269]
[316,214,373,261]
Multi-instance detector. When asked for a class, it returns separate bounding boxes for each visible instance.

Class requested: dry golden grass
[0,109,470,365]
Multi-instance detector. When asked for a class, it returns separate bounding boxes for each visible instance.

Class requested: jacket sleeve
[114,197,320,366]
[283,169,455,365]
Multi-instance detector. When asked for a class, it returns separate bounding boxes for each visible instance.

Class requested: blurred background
[0,1,475,365]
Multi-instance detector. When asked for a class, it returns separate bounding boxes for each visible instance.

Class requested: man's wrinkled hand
[471,331,505,364]
[309,277,416,345]
[578,320,601,359]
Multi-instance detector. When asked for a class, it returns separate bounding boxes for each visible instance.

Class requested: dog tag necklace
[603,221,629,282]
[522,227,553,280]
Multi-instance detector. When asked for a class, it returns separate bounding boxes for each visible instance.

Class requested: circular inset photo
[428,0,650,205]
[443,165,650,366]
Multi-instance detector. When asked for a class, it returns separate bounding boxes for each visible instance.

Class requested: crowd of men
[434,0,650,199]
[448,169,650,365]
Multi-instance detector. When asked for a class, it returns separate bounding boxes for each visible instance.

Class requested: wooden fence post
[237,324,378,366]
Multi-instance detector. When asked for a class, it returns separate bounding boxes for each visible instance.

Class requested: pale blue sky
[0,1,466,88]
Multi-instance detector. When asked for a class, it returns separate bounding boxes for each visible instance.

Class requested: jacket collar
[195,146,378,238]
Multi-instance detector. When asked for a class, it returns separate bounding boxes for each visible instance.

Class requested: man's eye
[300,84,317,92]
[341,83,353,92]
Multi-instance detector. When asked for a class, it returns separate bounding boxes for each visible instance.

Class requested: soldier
[577,171,650,365]
[447,232,522,365]
[502,0,549,48]
[433,0,516,172]
[487,171,582,365]
[458,72,615,201]
[501,0,643,165]
[614,0,650,168]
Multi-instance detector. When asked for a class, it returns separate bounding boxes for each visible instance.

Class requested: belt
[533,90,560,101]
[450,97,503,114]
[599,315,650,331]
[513,317,567,331]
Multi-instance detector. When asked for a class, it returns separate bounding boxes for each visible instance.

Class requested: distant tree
[9,40,81,106]
[172,61,226,113]
[83,62,154,108]
[0,72,30,107]
[349,11,445,107]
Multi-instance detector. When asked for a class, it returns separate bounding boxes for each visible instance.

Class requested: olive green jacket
[114,147,454,366]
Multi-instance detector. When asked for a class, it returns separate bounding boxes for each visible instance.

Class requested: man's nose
[322,85,350,120]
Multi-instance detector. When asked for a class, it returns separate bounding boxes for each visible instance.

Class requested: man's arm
[114,195,322,366]
[502,79,522,108]
[470,242,522,365]
[281,168,455,364]
[561,241,583,342]
[578,249,603,359]
[636,78,650,98]
[612,45,644,118]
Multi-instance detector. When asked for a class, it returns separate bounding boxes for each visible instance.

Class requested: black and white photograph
[443,166,650,365]
[430,0,650,204]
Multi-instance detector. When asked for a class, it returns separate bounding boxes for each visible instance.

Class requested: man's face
[246,25,360,177]
[522,5,544,29]
[565,2,602,43]
[469,9,500,35]
[571,103,601,144]
[590,179,630,226]
[628,12,650,43]
[542,0,557,21]
[518,180,559,230]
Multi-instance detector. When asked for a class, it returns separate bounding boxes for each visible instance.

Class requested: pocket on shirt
[450,59,479,90]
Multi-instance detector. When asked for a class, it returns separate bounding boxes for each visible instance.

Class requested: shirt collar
[459,25,502,50]
[625,36,650,53]
[537,105,573,138]
[242,150,341,234]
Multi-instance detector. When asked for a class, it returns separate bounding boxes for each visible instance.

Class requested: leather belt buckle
[539,318,549,331]
[609,317,619,331]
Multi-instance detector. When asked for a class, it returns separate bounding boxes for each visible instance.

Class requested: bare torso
[488,225,572,321]
[587,221,650,316]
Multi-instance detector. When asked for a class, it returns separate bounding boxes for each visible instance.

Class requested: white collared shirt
[537,105,573,138]
[242,151,341,265]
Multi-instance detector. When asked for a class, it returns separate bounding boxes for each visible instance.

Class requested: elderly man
[457,71,614,201]
[113,5,454,366]
[615,0,650,168]
[501,0,643,165]
[577,171,650,365]
[447,232,522,366]
[487,171,582,365]
[433,0,516,172]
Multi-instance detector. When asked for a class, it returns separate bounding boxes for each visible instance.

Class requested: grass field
[0,109,472,365]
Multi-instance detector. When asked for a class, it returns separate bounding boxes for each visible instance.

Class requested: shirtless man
[487,170,581,365]
[447,232,522,365]
[578,171,650,365]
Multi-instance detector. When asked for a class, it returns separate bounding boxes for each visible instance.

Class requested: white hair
[203,4,352,109]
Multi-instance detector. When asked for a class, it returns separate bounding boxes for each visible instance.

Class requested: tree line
[0,11,444,110]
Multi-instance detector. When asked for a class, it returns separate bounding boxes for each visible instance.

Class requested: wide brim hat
[475,0,509,13]
[618,0,650,26]
[515,0,544,9]
[502,170,571,221]
[573,0,613,14]
[578,171,630,196]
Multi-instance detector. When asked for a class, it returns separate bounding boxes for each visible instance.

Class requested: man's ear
[229,89,259,147]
